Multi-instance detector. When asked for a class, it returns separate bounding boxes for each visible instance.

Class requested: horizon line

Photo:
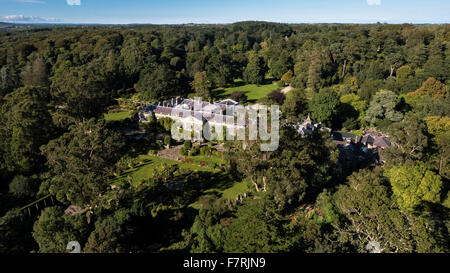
[1,20,449,26]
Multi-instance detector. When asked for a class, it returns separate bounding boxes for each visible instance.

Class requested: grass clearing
[111,152,247,210]
[189,180,249,209]
[221,180,249,200]
[188,154,226,167]
[111,154,219,187]
[213,79,280,103]
[104,111,132,121]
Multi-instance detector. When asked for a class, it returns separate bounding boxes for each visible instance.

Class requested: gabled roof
[361,135,375,146]
[373,137,391,148]
[365,131,381,137]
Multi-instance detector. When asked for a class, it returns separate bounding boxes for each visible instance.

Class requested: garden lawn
[213,79,279,103]
[111,155,219,187]
[189,179,250,209]
[189,154,226,167]
[111,153,248,210]
[104,111,131,121]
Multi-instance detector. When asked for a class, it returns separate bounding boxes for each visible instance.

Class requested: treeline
[0,22,449,253]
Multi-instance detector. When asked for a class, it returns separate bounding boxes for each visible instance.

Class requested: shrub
[179,147,188,156]
[9,175,37,198]
[200,146,212,156]
[230,91,248,104]
[267,90,286,105]
[184,140,192,150]
[164,136,172,147]
[158,118,175,132]
[189,146,200,156]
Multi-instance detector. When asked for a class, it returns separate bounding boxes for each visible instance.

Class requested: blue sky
[1,0,449,24]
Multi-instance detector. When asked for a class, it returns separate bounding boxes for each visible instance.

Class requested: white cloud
[66,0,81,5]
[2,15,61,23]
[366,0,381,6]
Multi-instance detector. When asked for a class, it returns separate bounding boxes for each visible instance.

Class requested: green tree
[51,63,112,120]
[386,163,443,211]
[425,116,450,179]
[0,65,20,98]
[309,88,341,127]
[0,86,55,173]
[292,61,308,89]
[135,64,182,101]
[307,56,321,93]
[243,51,266,85]
[0,209,37,253]
[281,88,308,119]
[223,197,290,253]
[382,114,429,167]
[22,54,49,88]
[227,127,337,210]
[396,65,414,93]
[164,135,172,148]
[334,168,446,253]
[120,37,146,81]
[269,50,291,80]
[32,206,89,253]
[41,119,125,206]
[206,48,234,87]
[83,209,132,253]
[340,93,367,122]
[365,89,403,125]
[184,140,193,150]
[9,175,38,198]
[358,78,384,101]
[192,71,211,100]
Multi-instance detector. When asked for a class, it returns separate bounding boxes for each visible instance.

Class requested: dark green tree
[0,86,55,174]
[41,119,125,206]
[136,64,182,101]
[50,63,112,121]
[309,88,341,127]
[243,51,266,85]
[32,206,89,253]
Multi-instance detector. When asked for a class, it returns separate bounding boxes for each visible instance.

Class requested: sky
[0,0,449,24]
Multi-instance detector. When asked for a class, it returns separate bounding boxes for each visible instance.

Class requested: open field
[111,152,248,209]
[104,111,132,121]
[213,79,280,103]
[189,180,249,209]
[112,154,219,186]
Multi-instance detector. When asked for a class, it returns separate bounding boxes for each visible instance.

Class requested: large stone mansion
[139,97,248,132]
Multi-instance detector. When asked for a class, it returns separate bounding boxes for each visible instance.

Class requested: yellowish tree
[408,77,447,98]
[386,163,443,211]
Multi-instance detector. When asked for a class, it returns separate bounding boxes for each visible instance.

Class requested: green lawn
[112,154,219,187]
[189,154,226,167]
[213,79,280,103]
[111,152,248,210]
[189,180,249,209]
[104,111,131,121]
[221,180,249,199]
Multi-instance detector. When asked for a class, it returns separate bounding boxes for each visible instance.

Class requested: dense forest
[0,22,449,253]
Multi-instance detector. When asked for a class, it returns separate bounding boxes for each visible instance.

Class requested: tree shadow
[213,88,227,100]
[262,78,276,85]
[232,80,246,88]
